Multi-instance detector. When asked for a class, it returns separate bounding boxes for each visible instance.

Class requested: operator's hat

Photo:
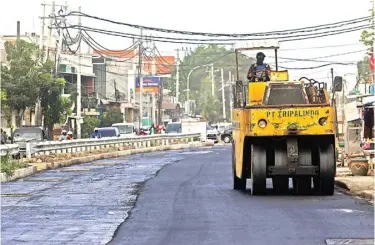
[256,52,266,58]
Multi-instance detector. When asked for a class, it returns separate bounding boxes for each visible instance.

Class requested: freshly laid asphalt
[108,145,374,245]
[1,145,374,245]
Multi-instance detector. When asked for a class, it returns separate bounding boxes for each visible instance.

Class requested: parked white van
[111,123,135,137]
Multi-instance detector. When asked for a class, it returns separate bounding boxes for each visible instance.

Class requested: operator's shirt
[247,63,271,81]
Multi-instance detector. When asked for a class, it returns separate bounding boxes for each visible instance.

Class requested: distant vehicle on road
[10,126,48,155]
[165,122,182,134]
[221,128,232,143]
[112,123,135,137]
[96,127,120,138]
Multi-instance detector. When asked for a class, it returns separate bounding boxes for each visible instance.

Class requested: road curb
[335,179,374,202]
[0,141,213,183]
[334,179,350,190]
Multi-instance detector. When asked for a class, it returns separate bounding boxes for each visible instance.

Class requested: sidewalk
[335,167,374,202]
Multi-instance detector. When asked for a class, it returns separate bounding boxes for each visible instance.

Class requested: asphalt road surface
[1,145,374,245]
[109,145,374,245]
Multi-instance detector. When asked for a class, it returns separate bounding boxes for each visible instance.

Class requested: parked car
[206,124,219,143]
[220,128,232,143]
[165,122,182,134]
[96,127,120,138]
[10,126,48,156]
[112,123,135,137]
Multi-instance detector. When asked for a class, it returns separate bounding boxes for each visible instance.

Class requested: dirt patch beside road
[335,174,374,202]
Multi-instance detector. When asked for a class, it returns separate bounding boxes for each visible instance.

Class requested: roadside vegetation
[0,154,28,177]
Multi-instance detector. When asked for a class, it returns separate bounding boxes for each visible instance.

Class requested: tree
[357,56,371,85]
[198,76,222,122]
[360,7,374,54]
[165,45,254,103]
[1,40,43,125]
[1,40,72,136]
[101,106,123,127]
[38,59,72,138]
[81,116,100,138]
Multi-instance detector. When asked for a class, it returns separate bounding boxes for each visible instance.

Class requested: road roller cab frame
[231,40,343,195]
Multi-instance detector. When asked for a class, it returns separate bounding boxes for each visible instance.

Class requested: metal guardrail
[0,144,20,157]
[25,133,201,158]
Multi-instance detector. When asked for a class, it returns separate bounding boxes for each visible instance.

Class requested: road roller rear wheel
[272,177,289,194]
[293,177,312,195]
[272,146,289,193]
[232,142,246,190]
[251,144,267,195]
[317,144,335,195]
[293,147,313,194]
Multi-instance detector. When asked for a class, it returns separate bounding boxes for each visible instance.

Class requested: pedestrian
[149,124,157,135]
[0,129,4,144]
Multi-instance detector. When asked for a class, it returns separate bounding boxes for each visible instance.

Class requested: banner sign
[136,76,160,93]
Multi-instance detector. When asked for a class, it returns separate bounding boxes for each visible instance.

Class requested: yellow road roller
[231,40,343,195]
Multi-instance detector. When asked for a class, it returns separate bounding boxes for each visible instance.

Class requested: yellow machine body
[231,69,339,195]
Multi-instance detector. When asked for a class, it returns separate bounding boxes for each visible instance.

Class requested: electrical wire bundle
[59,11,372,45]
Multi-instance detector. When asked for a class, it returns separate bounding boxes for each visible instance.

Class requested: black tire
[224,136,231,143]
[293,147,313,195]
[251,144,267,195]
[317,144,335,195]
[232,142,246,190]
[273,146,289,193]
[272,177,289,193]
[293,177,312,195]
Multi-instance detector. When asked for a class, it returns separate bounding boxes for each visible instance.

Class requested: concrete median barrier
[0,141,214,183]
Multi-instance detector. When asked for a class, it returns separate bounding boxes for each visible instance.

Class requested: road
[1,145,374,245]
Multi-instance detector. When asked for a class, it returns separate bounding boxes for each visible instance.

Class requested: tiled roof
[93,49,175,74]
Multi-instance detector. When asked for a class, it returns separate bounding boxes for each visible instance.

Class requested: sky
[0,0,372,91]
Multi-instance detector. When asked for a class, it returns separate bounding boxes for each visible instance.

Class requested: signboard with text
[135,76,160,93]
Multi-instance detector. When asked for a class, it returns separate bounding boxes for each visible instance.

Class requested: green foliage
[165,45,254,102]
[198,76,222,122]
[101,106,123,127]
[163,45,254,122]
[360,8,374,54]
[1,89,7,103]
[1,40,43,117]
[357,56,371,84]
[1,40,71,128]
[0,154,28,177]
[40,60,71,127]
[81,116,100,138]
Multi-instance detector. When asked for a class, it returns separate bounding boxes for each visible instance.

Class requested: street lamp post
[186,64,212,101]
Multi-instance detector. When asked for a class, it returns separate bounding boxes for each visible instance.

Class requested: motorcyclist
[66,131,73,140]
[91,128,102,139]
[247,52,271,82]
[59,130,67,141]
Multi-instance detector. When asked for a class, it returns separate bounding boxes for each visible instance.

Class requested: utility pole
[151,40,156,124]
[76,6,82,139]
[211,64,215,96]
[330,68,334,86]
[176,49,180,102]
[46,1,55,62]
[55,2,67,74]
[372,0,375,89]
[16,21,20,40]
[221,68,226,120]
[230,72,234,121]
[39,2,46,56]
[138,28,144,129]
[35,2,46,126]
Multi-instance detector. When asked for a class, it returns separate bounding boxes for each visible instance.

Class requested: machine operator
[247,52,271,82]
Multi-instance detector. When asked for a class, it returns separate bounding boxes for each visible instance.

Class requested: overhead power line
[62,24,370,45]
[62,11,371,38]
